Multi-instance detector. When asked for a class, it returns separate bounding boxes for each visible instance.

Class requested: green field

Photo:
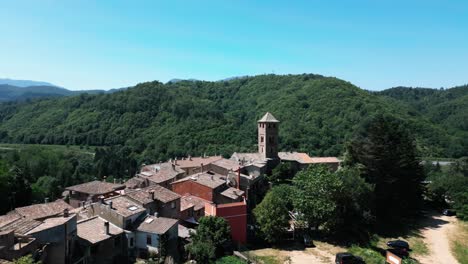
[0,143,96,155]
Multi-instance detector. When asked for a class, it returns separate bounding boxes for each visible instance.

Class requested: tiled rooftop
[66,180,126,195]
[258,112,280,123]
[77,216,123,244]
[180,195,208,211]
[172,171,226,189]
[0,218,42,235]
[136,215,178,235]
[173,156,223,169]
[220,187,245,200]
[278,152,340,164]
[211,158,243,171]
[26,214,76,235]
[124,177,147,189]
[139,162,184,184]
[126,185,180,205]
[104,196,146,217]
[14,200,73,220]
[0,213,21,228]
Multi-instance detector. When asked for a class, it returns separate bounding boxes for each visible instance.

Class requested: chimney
[114,178,117,184]
[104,221,110,235]
[237,167,241,190]
[108,201,113,210]
[154,212,159,218]
[63,208,69,217]
[149,190,155,200]
[103,176,107,182]
[44,197,49,204]
[174,158,178,165]
[201,163,204,172]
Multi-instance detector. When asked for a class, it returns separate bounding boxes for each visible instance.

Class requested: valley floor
[246,213,463,264]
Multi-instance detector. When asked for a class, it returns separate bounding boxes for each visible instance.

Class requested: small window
[260,136,264,143]
[147,235,152,245]
[171,201,176,209]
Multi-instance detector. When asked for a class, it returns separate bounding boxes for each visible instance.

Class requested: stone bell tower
[258,112,279,159]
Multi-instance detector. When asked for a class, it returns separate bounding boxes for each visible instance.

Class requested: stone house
[65,181,126,208]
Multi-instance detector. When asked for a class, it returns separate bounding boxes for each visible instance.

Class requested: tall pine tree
[346,114,424,226]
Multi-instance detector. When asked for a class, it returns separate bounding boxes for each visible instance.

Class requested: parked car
[335,253,365,264]
[386,240,410,250]
[443,209,456,216]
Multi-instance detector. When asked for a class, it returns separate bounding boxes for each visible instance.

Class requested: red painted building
[205,201,247,244]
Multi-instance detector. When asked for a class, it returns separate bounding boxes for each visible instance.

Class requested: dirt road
[418,214,459,264]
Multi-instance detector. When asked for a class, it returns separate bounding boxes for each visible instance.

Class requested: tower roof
[258,112,279,123]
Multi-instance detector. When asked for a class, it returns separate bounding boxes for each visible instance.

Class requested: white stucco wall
[135,231,160,252]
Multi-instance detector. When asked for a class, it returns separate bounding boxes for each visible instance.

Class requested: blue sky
[1,0,467,90]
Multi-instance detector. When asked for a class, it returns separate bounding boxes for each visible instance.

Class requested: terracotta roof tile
[211,158,243,171]
[26,215,76,235]
[136,216,178,235]
[103,196,146,217]
[126,186,180,205]
[181,195,208,211]
[0,213,21,228]
[278,152,340,164]
[139,162,185,184]
[66,180,126,195]
[172,171,226,189]
[77,216,123,244]
[221,187,245,200]
[0,218,42,235]
[173,156,223,169]
[14,200,73,220]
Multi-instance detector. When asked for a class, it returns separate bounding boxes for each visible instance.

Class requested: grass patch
[216,256,248,264]
[375,232,428,256]
[252,255,282,264]
[450,221,468,264]
[0,143,95,155]
[348,245,386,264]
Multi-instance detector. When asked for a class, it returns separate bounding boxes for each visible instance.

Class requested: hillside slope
[0,74,466,161]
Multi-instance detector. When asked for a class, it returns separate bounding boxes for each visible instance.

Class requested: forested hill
[376,85,468,137]
[0,74,466,162]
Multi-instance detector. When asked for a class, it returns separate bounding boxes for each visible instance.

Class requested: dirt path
[417,214,459,264]
[250,242,342,264]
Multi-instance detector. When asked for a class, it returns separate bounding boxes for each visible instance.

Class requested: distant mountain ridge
[0,80,128,102]
[0,74,466,160]
[0,78,58,87]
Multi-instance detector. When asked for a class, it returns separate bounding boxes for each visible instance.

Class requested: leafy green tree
[253,185,295,243]
[267,162,297,184]
[188,216,231,262]
[427,158,468,220]
[0,160,14,213]
[345,114,424,226]
[335,166,374,239]
[31,175,60,202]
[292,165,343,231]
[13,255,40,264]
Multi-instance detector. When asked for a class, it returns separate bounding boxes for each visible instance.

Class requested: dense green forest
[0,74,466,164]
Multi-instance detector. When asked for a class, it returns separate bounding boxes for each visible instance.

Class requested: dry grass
[449,221,468,264]
[375,231,429,256]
